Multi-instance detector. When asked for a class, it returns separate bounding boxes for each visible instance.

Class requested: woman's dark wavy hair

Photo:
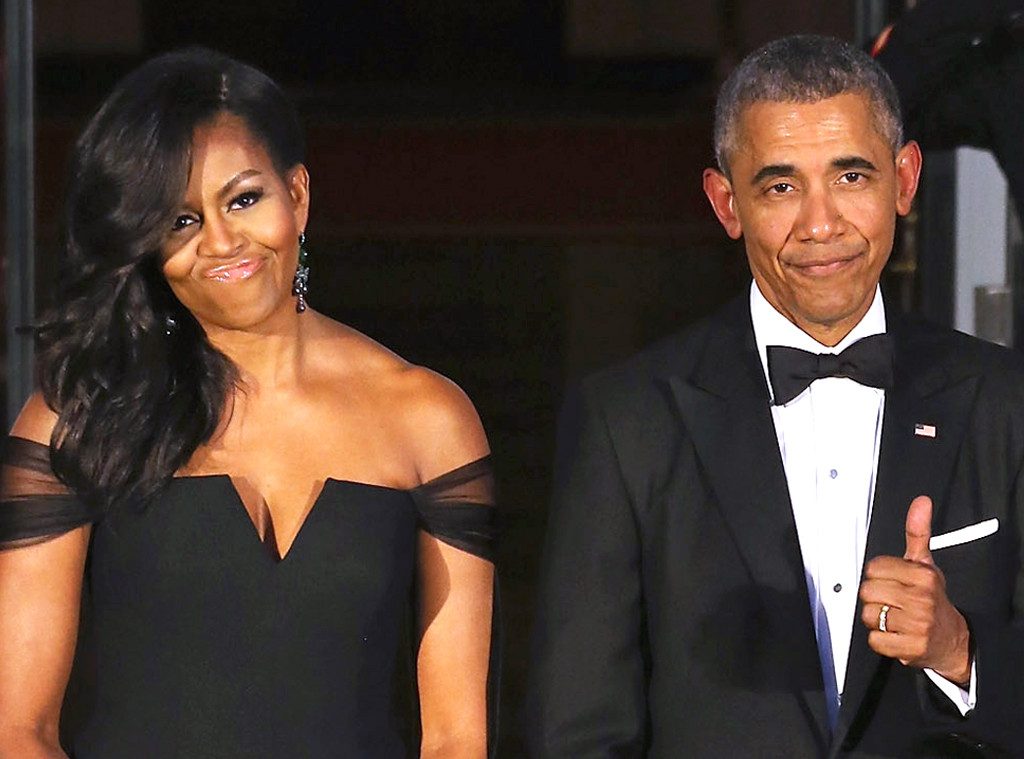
[36,47,305,513]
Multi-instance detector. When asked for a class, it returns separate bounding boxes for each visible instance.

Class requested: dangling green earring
[292,232,310,313]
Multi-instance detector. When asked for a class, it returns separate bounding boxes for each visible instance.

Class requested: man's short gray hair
[714,35,903,175]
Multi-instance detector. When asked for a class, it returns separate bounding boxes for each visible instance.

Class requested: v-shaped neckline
[170,474,409,563]
[232,475,320,563]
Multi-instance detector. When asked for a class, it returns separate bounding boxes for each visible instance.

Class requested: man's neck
[750,283,885,350]
[749,282,887,390]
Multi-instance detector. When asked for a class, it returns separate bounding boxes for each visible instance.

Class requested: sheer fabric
[0,436,496,561]
[410,455,497,561]
[0,436,97,549]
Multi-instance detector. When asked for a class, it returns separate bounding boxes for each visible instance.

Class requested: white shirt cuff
[924,659,977,716]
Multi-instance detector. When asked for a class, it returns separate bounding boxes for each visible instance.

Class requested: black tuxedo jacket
[527,296,1024,758]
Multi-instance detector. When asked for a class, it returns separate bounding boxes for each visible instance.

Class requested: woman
[0,48,495,758]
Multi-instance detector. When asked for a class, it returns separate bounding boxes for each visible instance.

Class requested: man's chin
[789,299,875,343]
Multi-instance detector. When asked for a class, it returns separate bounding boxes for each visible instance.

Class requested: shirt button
[830,468,838,479]
[833,583,842,593]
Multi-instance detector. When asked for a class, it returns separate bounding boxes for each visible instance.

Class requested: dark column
[5,0,36,424]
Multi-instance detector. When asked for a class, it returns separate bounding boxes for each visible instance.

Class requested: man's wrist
[935,615,972,687]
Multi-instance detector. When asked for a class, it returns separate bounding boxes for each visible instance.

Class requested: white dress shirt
[748,281,976,729]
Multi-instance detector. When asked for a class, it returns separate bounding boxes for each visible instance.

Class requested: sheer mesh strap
[409,455,496,562]
[0,436,98,549]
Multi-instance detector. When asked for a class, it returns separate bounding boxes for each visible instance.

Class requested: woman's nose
[198,216,243,258]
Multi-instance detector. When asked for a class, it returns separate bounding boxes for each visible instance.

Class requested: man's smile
[784,250,864,278]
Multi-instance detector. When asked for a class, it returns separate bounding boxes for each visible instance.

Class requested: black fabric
[0,436,98,549]
[767,333,895,406]
[0,437,496,559]
[410,455,497,562]
[72,476,420,757]
[0,437,497,756]
[528,295,1024,758]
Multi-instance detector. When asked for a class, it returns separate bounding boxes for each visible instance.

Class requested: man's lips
[203,257,266,282]
[785,252,863,277]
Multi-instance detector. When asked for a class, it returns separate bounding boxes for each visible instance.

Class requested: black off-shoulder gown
[0,437,497,758]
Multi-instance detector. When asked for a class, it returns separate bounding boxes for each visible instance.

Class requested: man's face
[703,92,921,345]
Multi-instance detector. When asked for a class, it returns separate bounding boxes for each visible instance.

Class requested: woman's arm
[0,528,89,758]
[402,369,493,759]
[417,535,493,759]
[0,395,87,759]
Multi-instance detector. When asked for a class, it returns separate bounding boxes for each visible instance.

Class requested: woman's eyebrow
[217,169,262,199]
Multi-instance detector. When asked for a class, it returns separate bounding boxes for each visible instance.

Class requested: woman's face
[161,113,309,332]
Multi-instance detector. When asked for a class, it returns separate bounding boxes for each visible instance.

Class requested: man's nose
[794,188,844,243]
[198,216,243,258]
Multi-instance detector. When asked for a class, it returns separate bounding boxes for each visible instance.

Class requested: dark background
[7,2,859,754]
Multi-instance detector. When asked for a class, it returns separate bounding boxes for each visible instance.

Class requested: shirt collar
[749,280,887,398]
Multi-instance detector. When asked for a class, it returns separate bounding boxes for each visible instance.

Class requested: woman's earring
[292,232,310,313]
[164,315,177,336]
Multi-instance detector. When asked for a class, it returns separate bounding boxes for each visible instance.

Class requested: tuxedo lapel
[831,317,980,755]
[668,297,830,750]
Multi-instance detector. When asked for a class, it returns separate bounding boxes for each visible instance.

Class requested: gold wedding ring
[878,604,890,633]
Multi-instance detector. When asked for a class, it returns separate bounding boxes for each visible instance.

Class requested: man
[528,35,1024,757]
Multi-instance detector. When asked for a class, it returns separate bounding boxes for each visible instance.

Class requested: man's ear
[894,141,922,217]
[703,168,743,240]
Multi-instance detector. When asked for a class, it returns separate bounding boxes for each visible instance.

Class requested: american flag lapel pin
[914,423,937,438]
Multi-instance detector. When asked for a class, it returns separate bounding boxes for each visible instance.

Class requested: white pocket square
[929,518,1000,550]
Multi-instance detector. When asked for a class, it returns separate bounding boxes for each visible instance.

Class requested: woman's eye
[230,189,263,210]
[171,214,196,232]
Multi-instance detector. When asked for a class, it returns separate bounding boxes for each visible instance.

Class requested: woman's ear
[288,164,310,232]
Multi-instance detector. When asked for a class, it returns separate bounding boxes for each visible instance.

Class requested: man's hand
[858,495,972,685]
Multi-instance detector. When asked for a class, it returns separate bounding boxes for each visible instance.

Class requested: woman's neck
[203,308,310,393]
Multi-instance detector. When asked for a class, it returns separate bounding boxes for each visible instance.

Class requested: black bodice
[0,437,496,758]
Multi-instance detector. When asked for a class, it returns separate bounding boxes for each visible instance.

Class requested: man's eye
[767,182,794,194]
[230,189,263,210]
[839,172,865,184]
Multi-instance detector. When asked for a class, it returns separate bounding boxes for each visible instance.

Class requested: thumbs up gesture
[903,495,935,562]
[858,496,972,684]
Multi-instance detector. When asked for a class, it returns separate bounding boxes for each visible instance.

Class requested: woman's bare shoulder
[308,315,407,373]
[8,393,58,445]
[388,364,490,484]
[311,317,489,482]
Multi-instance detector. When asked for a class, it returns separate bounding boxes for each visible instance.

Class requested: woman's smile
[203,256,267,282]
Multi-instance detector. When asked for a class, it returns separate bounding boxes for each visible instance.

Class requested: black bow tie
[766,333,894,406]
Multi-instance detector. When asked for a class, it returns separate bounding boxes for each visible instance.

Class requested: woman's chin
[194,298,299,334]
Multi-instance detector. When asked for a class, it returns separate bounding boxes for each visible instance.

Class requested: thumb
[904,495,934,564]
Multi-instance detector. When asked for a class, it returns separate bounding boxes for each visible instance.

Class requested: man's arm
[526,382,647,758]
[860,441,1024,752]
[859,496,971,683]
[929,383,1024,753]
[951,459,1024,754]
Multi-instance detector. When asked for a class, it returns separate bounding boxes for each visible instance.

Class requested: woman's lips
[203,257,265,282]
